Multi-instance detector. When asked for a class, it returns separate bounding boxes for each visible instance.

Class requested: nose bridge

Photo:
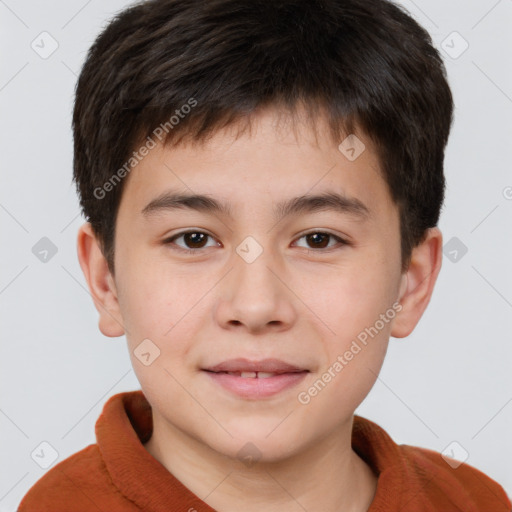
[215,234,296,331]
[232,234,281,303]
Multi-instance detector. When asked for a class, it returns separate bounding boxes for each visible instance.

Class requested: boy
[18,0,511,510]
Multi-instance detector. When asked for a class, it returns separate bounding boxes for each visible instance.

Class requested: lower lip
[203,371,308,399]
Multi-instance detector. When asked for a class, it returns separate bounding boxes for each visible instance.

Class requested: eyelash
[162,230,349,255]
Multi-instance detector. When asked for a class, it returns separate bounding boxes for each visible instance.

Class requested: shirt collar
[93,389,458,511]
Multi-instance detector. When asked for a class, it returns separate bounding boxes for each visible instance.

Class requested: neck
[144,412,378,512]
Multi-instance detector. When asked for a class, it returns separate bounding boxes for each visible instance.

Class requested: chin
[205,420,306,462]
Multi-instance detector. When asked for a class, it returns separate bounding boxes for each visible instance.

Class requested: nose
[213,242,298,334]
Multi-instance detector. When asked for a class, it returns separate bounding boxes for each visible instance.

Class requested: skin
[77,106,443,512]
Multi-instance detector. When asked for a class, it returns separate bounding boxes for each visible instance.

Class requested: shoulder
[399,443,512,511]
[353,415,511,511]
[17,443,137,512]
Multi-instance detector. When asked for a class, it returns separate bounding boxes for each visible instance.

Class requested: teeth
[226,371,277,378]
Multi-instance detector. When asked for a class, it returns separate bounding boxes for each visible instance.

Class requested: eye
[163,230,219,254]
[163,229,349,255]
[293,231,348,251]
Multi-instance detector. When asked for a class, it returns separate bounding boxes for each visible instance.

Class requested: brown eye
[181,232,208,248]
[163,229,348,256]
[163,231,218,253]
[294,231,348,251]
[305,233,330,249]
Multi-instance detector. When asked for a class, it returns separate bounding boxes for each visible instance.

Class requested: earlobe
[76,222,125,338]
[391,227,443,339]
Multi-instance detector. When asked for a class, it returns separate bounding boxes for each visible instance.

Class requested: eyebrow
[141,190,371,222]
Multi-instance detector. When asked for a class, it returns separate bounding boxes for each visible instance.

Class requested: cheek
[306,255,394,331]
[298,306,393,425]
[311,254,398,384]
[115,245,186,337]
[118,267,208,384]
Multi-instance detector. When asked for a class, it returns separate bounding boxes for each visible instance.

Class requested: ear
[391,227,443,338]
[76,222,125,337]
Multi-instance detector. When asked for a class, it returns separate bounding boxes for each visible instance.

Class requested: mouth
[206,370,303,379]
[202,358,309,399]
[203,357,308,374]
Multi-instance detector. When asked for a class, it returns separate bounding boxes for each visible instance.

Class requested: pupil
[186,232,206,248]
[308,233,328,248]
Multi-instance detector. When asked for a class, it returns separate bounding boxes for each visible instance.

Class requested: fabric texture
[18,390,512,511]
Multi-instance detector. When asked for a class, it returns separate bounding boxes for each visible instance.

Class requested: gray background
[1,0,511,509]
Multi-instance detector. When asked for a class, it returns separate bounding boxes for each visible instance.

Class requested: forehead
[117,107,395,224]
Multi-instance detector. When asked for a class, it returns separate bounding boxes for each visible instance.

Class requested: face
[104,108,407,461]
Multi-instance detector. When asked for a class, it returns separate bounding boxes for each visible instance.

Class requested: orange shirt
[18,390,511,511]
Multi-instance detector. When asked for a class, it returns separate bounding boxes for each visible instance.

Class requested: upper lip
[204,358,308,374]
